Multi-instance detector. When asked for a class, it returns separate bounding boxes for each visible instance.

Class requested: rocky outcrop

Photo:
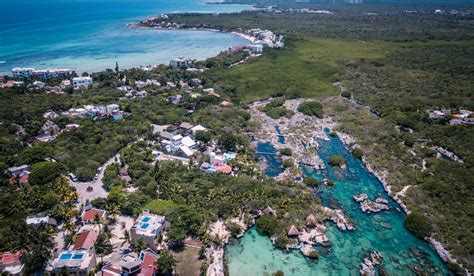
[322,207,355,231]
[353,193,368,203]
[360,199,390,213]
[360,251,383,276]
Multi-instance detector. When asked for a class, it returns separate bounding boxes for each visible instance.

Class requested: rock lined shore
[335,110,466,273]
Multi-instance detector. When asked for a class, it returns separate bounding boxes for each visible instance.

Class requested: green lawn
[144,199,178,214]
[209,36,397,103]
[174,244,202,276]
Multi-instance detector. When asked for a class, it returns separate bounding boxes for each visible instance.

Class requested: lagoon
[0,0,250,74]
[226,133,447,275]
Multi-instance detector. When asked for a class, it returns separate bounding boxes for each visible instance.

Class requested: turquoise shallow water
[227,133,448,275]
[256,142,283,177]
[0,0,250,74]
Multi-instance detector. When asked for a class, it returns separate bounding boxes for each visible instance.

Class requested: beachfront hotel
[170,57,191,68]
[130,211,167,249]
[11,67,72,79]
[73,77,93,90]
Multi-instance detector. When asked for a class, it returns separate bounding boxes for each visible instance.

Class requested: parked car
[68,173,78,182]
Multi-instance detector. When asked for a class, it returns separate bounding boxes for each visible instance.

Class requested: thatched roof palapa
[288,225,300,237]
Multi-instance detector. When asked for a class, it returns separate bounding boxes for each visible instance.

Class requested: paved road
[72,154,120,207]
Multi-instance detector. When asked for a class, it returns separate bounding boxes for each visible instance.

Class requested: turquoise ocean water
[227,133,448,275]
[0,0,250,74]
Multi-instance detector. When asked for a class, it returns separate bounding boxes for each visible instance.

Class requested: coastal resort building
[130,211,167,249]
[249,44,263,54]
[46,250,96,275]
[170,57,191,68]
[73,230,99,251]
[0,251,24,275]
[81,206,106,224]
[11,67,72,79]
[73,76,93,90]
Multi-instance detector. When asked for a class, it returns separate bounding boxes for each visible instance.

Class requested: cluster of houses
[1,73,93,92]
[46,103,124,122]
[152,123,206,159]
[0,204,168,275]
[117,79,160,99]
[152,122,237,174]
[253,5,334,14]
[35,119,79,143]
[38,207,166,275]
[247,28,284,49]
[427,109,473,125]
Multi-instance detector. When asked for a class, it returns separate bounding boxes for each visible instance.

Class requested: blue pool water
[227,134,448,275]
[72,253,85,260]
[142,217,151,223]
[275,126,286,144]
[256,142,283,177]
[59,253,72,260]
[0,0,250,74]
[141,223,150,229]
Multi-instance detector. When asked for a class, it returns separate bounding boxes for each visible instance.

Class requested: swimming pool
[141,223,150,230]
[59,252,85,261]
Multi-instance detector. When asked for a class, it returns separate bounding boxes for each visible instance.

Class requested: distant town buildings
[73,76,93,89]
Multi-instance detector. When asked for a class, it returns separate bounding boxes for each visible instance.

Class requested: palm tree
[93,214,102,232]
[120,230,131,247]
[107,205,121,224]
[95,233,113,263]
[132,238,147,254]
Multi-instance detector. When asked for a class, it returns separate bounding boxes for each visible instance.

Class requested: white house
[106,104,120,113]
[130,211,167,249]
[73,77,93,90]
[191,125,208,136]
[170,57,191,68]
[181,136,196,149]
[249,44,263,54]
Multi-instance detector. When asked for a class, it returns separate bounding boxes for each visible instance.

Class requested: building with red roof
[217,165,232,174]
[138,249,158,276]
[81,207,106,224]
[73,230,99,250]
[0,251,24,275]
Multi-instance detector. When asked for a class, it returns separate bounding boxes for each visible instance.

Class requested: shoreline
[127,21,256,45]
